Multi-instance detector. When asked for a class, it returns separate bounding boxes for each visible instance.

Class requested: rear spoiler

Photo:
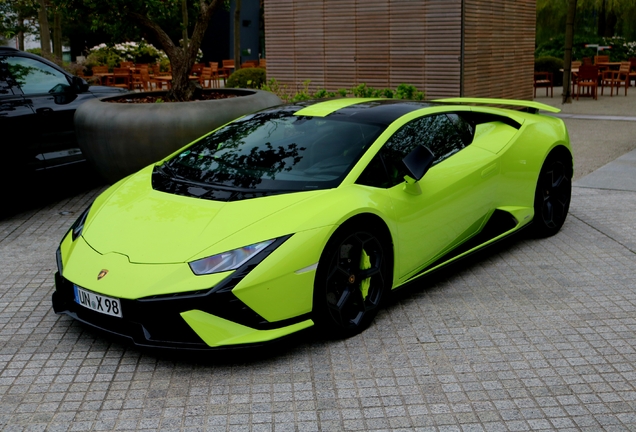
[432,98,561,114]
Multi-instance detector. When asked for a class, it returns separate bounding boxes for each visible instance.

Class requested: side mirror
[71,75,89,93]
[402,145,435,182]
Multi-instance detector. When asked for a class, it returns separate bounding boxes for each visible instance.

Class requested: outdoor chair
[120,61,133,68]
[241,60,258,68]
[629,58,636,87]
[221,59,235,81]
[199,67,213,88]
[601,61,630,96]
[131,69,153,91]
[209,63,222,87]
[218,60,235,84]
[582,57,593,65]
[576,65,599,100]
[111,67,131,90]
[533,71,553,98]
[90,65,109,85]
[594,55,609,65]
[191,63,205,76]
[570,61,582,94]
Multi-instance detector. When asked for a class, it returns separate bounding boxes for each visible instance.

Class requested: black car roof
[327,100,438,125]
[270,99,439,126]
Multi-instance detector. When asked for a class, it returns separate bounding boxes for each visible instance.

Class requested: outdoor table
[596,62,622,71]
[152,75,200,89]
[91,72,113,85]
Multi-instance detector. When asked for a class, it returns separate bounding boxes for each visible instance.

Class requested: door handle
[36,107,53,114]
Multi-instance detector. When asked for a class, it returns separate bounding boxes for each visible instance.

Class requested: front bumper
[52,272,312,350]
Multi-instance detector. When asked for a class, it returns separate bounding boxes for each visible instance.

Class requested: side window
[6,56,69,95]
[377,114,467,187]
[356,154,391,188]
[447,113,475,146]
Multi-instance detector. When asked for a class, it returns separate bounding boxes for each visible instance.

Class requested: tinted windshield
[162,110,383,193]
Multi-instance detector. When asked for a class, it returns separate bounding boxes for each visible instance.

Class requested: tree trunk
[182,0,189,50]
[17,17,25,51]
[562,0,577,104]
[605,10,617,37]
[170,51,197,101]
[597,0,606,37]
[37,0,51,55]
[234,0,241,71]
[53,10,62,62]
[128,1,221,101]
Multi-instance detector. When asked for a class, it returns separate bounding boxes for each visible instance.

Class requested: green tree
[54,0,222,101]
[537,0,636,44]
[0,0,38,50]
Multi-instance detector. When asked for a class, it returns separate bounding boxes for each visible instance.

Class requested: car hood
[82,167,330,264]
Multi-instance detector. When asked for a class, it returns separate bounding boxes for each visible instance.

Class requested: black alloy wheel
[314,226,389,338]
[532,149,572,237]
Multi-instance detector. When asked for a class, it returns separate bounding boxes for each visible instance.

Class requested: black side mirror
[402,145,435,182]
[71,75,89,93]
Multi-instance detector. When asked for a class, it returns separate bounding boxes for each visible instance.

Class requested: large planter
[75,89,282,183]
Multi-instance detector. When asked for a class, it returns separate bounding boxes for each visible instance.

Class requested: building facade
[264,0,536,100]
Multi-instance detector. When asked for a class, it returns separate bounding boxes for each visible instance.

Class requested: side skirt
[399,209,525,287]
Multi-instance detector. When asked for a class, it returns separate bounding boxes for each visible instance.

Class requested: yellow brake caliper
[359,249,371,300]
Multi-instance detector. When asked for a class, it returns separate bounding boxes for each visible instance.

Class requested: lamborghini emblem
[97,269,109,280]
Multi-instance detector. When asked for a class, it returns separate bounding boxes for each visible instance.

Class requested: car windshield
[162,109,384,192]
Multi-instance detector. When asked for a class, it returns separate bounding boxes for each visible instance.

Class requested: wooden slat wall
[264,0,297,89]
[294,1,326,88]
[463,0,536,100]
[264,0,535,100]
[324,0,356,89]
[355,1,390,88]
[423,0,462,98]
[388,0,426,91]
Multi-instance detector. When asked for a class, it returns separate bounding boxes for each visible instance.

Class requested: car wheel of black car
[313,222,390,338]
[531,147,573,238]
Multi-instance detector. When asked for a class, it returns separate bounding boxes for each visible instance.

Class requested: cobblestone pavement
[1,134,636,430]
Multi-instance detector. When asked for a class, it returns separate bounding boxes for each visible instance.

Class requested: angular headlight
[70,205,92,241]
[189,239,275,275]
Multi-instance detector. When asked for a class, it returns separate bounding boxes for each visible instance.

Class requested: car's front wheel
[531,148,573,237]
[313,223,390,338]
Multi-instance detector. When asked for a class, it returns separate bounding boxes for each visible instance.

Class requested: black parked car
[0,47,125,208]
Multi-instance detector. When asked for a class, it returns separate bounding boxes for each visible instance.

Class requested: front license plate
[74,285,123,318]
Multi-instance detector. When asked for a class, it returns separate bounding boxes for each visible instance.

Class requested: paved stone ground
[1,95,636,431]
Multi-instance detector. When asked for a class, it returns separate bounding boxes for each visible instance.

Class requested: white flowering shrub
[84,40,202,71]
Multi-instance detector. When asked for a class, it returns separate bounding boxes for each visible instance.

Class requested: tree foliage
[0,0,38,48]
[53,0,222,101]
[537,0,636,45]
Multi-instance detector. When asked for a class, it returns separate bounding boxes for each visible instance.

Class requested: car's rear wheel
[313,224,390,338]
[531,148,573,237]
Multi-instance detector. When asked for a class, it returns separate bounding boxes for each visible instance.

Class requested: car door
[5,55,93,169]
[357,112,500,281]
[0,55,43,177]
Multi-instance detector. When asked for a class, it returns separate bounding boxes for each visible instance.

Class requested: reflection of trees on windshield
[168,110,307,189]
[163,107,383,195]
[195,141,303,189]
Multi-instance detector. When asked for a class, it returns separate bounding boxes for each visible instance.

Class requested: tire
[531,148,573,238]
[313,223,390,338]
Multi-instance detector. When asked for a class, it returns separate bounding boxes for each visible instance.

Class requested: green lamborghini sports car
[53,97,572,349]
